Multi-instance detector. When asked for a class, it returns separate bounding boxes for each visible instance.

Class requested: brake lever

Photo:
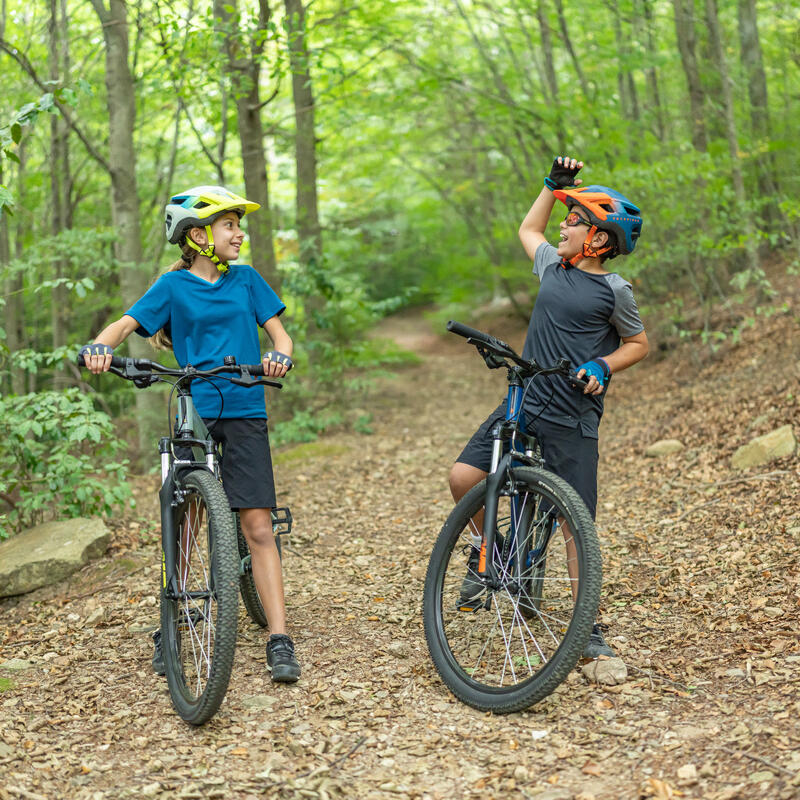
[475,345,507,370]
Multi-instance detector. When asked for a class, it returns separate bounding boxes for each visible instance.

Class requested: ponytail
[148,242,195,351]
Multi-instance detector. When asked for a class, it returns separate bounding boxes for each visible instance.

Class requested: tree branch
[0,38,110,173]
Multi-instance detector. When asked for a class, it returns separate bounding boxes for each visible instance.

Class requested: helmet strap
[567,225,613,266]
[184,225,229,272]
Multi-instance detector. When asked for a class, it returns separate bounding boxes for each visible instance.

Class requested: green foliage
[0,389,132,538]
[267,253,419,444]
[270,408,343,448]
[0,88,84,215]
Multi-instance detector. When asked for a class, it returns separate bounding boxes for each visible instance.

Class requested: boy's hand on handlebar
[544,156,583,191]
[79,343,114,374]
[576,359,609,395]
[262,350,293,378]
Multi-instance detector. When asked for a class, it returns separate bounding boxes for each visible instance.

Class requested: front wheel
[161,469,239,725]
[423,466,601,713]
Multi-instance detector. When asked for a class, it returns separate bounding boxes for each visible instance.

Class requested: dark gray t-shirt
[520,243,644,438]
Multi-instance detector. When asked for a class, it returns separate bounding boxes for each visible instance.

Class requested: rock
[644,439,684,457]
[387,641,407,658]
[582,657,628,685]
[536,790,572,800]
[0,518,110,597]
[0,659,35,671]
[242,695,277,709]
[731,425,796,470]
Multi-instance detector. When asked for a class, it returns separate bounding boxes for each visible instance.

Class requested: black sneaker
[583,623,616,659]
[151,629,166,676]
[266,634,301,683]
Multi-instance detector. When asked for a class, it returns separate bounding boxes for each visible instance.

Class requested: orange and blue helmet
[553,185,642,258]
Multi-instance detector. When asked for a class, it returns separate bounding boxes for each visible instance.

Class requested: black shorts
[177,418,277,510]
[457,401,599,519]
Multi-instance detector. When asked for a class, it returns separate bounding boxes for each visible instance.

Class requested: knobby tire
[423,466,601,713]
[161,469,239,725]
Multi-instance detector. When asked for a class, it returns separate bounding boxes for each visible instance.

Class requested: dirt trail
[1,304,799,800]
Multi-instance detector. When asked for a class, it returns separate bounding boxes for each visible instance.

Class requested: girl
[81,185,300,682]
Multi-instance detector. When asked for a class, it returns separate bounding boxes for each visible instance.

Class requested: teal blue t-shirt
[125,265,285,419]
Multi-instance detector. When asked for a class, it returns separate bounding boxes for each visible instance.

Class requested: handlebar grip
[243,364,265,376]
[76,354,128,369]
[446,320,493,343]
[568,371,589,391]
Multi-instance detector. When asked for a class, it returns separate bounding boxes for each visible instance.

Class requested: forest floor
[2,291,799,800]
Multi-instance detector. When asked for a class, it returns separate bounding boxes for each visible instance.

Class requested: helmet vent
[599,203,614,212]
[622,204,640,216]
[193,200,210,209]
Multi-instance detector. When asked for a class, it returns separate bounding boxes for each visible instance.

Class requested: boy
[449,156,649,659]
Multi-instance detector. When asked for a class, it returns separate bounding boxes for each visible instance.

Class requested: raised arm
[519,156,583,261]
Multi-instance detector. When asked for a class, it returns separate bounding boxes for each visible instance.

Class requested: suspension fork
[480,452,512,583]
[480,371,527,582]
[159,465,179,599]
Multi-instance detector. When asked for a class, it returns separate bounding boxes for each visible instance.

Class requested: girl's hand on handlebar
[79,343,114,375]
[262,350,293,378]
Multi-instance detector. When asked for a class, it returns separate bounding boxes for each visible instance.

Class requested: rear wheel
[161,469,239,725]
[423,466,601,713]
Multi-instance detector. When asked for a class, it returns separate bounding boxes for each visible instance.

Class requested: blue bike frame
[479,369,542,586]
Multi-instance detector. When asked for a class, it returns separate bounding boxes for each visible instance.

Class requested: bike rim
[170,492,218,702]
[435,480,584,692]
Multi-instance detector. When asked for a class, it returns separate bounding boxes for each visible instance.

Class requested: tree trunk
[2,144,26,395]
[673,0,707,152]
[636,0,665,139]
[48,0,69,388]
[214,0,280,291]
[283,0,322,267]
[89,0,156,457]
[704,0,757,269]
[737,0,780,211]
[551,0,594,104]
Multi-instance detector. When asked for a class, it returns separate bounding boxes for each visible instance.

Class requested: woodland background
[0,0,798,536]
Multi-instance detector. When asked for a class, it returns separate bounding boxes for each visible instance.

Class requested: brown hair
[148,242,196,351]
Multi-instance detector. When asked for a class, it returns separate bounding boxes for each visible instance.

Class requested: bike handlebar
[76,355,283,389]
[447,319,588,389]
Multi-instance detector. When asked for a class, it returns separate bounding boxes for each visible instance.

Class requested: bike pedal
[271,506,293,535]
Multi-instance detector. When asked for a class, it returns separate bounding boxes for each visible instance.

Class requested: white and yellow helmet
[164,185,260,270]
[164,185,259,244]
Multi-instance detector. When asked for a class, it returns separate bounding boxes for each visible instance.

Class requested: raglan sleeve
[609,278,645,338]
[532,242,559,281]
[124,275,172,338]
[246,266,286,325]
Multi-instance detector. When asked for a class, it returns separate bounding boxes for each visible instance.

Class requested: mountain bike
[78,354,288,725]
[422,321,602,713]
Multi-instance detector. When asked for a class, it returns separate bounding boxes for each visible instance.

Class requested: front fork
[479,379,533,585]
[158,437,216,599]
